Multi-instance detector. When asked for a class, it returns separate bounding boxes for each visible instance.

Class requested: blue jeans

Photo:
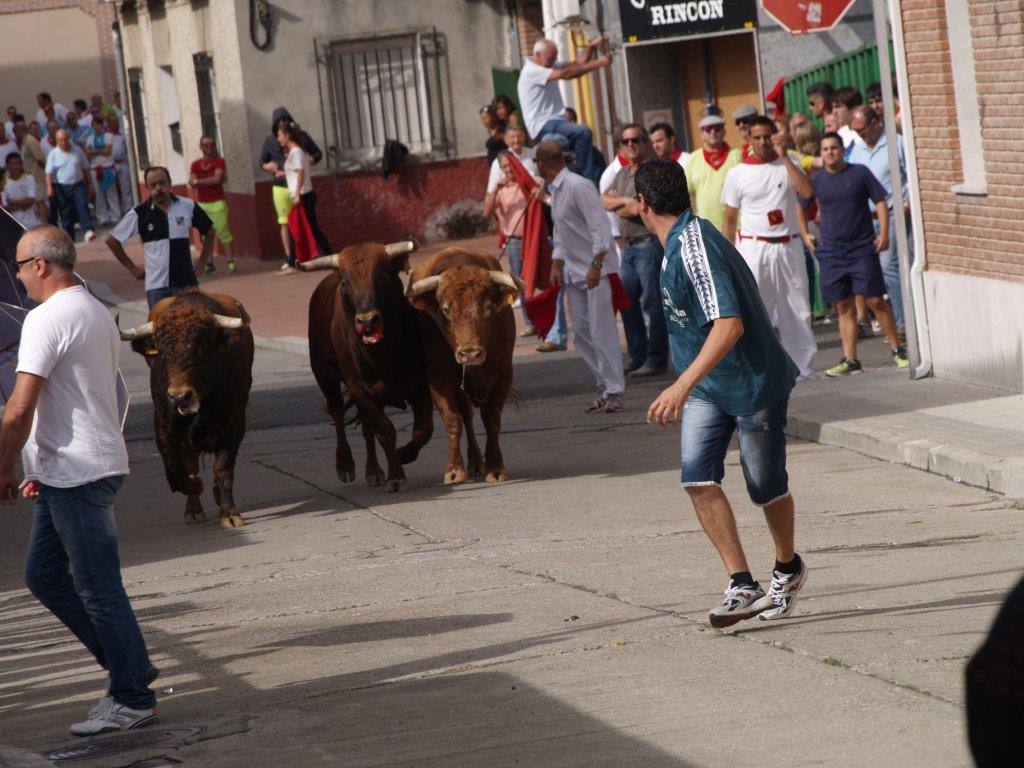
[24,476,156,710]
[538,118,602,184]
[875,217,914,329]
[54,182,94,240]
[681,396,790,506]
[619,238,668,369]
[505,236,566,345]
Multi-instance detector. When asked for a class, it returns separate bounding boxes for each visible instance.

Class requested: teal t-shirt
[660,209,798,416]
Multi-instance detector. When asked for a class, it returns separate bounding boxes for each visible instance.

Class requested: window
[193,52,222,150]
[127,68,150,169]
[944,0,986,195]
[324,30,453,163]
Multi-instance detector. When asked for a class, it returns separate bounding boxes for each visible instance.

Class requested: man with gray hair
[517,37,610,184]
[0,225,157,735]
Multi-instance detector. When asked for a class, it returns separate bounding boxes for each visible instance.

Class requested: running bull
[120,289,254,528]
[406,248,522,484]
[303,240,433,492]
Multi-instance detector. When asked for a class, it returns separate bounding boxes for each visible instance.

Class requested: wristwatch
[590,259,603,270]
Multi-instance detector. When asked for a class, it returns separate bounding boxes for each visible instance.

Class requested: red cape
[288,202,318,263]
[506,153,551,298]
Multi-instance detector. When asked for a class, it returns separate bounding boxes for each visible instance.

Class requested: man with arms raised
[639,159,807,627]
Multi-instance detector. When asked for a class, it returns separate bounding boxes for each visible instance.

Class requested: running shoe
[825,357,863,377]
[856,322,874,339]
[204,263,216,275]
[89,665,160,718]
[70,703,157,736]
[708,582,766,628]
[754,556,809,622]
[892,346,910,368]
[228,260,237,272]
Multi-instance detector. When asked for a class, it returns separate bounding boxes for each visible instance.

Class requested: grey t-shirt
[611,165,651,240]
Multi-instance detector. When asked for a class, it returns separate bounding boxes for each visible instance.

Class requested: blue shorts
[816,247,886,303]
[680,396,790,506]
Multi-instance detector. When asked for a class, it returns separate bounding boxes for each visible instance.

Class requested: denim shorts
[680,395,790,506]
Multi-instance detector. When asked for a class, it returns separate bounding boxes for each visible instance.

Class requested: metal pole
[872,0,919,374]
[111,21,139,207]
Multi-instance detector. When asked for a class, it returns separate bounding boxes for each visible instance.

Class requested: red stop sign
[761,0,857,34]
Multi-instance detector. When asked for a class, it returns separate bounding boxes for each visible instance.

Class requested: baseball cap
[731,105,758,122]
[699,114,726,129]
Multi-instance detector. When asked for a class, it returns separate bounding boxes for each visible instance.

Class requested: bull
[406,248,521,485]
[120,289,254,528]
[302,240,433,492]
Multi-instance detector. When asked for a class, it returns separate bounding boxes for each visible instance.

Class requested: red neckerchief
[742,150,778,165]
[702,143,731,171]
[741,142,752,158]
[616,153,628,166]
[668,149,683,162]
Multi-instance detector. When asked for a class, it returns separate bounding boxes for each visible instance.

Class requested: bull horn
[296,254,340,272]
[407,275,442,297]
[120,321,155,341]
[385,238,417,258]
[489,270,525,294]
[213,301,251,331]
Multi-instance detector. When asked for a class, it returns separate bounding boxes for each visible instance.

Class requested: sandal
[584,397,607,414]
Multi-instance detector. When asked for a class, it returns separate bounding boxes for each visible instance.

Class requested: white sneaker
[754,556,809,621]
[708,582,766,628]
[88,695,114,718]
[84,229,96,242]
[70,702,157,736]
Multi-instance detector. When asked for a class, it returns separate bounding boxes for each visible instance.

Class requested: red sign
[761,0,856,34]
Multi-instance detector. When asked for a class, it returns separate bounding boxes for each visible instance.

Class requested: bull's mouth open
[356,322,384,345]
[177,402,200,416]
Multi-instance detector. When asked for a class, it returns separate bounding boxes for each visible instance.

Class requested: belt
[624,234,656,245]
[505,235,522,240]
[738,233,799,244]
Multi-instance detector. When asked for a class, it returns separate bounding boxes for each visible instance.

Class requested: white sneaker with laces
[84,229,96,242]
[754,557,809,621]
[70,703,157,737]
[88,695,114,719]
[708,582,766,628]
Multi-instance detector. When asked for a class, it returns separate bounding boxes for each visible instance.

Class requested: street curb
[786,410,1024,498]
[0,745,50,768]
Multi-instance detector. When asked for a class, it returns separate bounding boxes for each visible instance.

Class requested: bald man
[517,37,610,184]
[44,129,95,242]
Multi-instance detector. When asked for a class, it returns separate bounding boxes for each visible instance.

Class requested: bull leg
[431,389,467,485]
[155,426,205,524]
[351,393,406,492]
[397,388,434,465]
[321,385,356,483]
[457,394,484,479]
[480,401,508,483]
[361,419,386,488]
[213,446,244,529]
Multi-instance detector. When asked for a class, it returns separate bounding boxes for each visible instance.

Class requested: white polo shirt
[721,158,800,238]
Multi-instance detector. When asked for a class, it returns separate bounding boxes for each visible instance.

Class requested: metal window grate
[322,30,452,164]
[193,52,222,150]
[126,68,150,169]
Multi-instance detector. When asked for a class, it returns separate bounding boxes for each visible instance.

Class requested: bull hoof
[468,460,485,479]
[443,468,468,485]
[337,467,356,483]
[220,512,245,529]
[386,478,407,493]
[366,470,386,487]
[184,509,206,525]
[485,470,509,483]
[397,444,421,464]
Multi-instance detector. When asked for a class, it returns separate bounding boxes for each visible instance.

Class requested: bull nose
[355,310,382,326]
[167,389,195,407]
[455,346,486,365]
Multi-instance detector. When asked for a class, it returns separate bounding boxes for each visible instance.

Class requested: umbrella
[0,210,129,426]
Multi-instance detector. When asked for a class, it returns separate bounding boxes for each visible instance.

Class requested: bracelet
[590,260,603,270]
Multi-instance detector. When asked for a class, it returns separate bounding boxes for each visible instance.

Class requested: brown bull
[304,240,433,491]
[407,248,522,484]
[120,289,254,528]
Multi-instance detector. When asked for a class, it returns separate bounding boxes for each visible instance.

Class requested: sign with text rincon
[619,0,758,44]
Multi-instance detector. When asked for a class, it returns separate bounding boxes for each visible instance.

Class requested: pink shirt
[494,182,527,238]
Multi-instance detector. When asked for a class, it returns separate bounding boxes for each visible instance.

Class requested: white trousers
[93,175,121,225]
[115,162,134,216]
[566,277,625,398]
[738,238,817,377]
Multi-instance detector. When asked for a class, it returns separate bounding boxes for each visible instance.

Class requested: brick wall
[516,0,545,60]
[901,0,1024,283]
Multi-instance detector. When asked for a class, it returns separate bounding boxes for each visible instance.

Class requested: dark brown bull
[303,240,433,492]
[120,289,254,528]
[406,248,522,484]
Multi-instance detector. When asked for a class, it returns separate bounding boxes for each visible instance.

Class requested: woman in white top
[276,122,332,272]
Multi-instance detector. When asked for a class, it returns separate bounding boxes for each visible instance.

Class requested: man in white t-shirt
[1,153,41,228]
[722,116,817,378]
[0,123,18,168]
[517,37,610,184]
[0,225,158,736]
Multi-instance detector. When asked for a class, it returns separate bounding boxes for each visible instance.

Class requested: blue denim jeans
[54,182,94,240]
[619,237,668,369]
[538,118,602,185]
[875,217,914,329]
[680,396,790,506]
[24,476,156,710]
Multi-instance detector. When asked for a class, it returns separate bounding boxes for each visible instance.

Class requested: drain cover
[43,726,203,763]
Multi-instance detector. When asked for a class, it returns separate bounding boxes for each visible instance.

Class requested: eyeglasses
[621,136,644,145]
[13,256,42,273]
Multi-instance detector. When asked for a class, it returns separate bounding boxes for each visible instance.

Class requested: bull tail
[342,393,362,427]
[506,386,522,409]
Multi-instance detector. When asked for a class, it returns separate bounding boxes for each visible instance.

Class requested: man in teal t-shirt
[637,158,808,629]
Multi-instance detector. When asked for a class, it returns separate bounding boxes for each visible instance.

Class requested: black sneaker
[892,346,910,368]
[204,263,216,275]
[825,357,863,377]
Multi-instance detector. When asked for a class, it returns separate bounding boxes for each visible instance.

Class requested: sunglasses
[621,136,644,145]
[702,125,724,133]
[13,256,41,273]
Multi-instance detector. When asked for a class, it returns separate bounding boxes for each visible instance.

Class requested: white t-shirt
[284,146,312,196]
[599,155,624,238]
[721,159,800,238]
[0,140,18,169]
[517,59,565,138]
[838,124,859,150]
[16,285,129,488]
[1,175,41,228]
[485,147,537,193]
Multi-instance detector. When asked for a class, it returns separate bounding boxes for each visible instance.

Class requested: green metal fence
[784,41,895,122]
